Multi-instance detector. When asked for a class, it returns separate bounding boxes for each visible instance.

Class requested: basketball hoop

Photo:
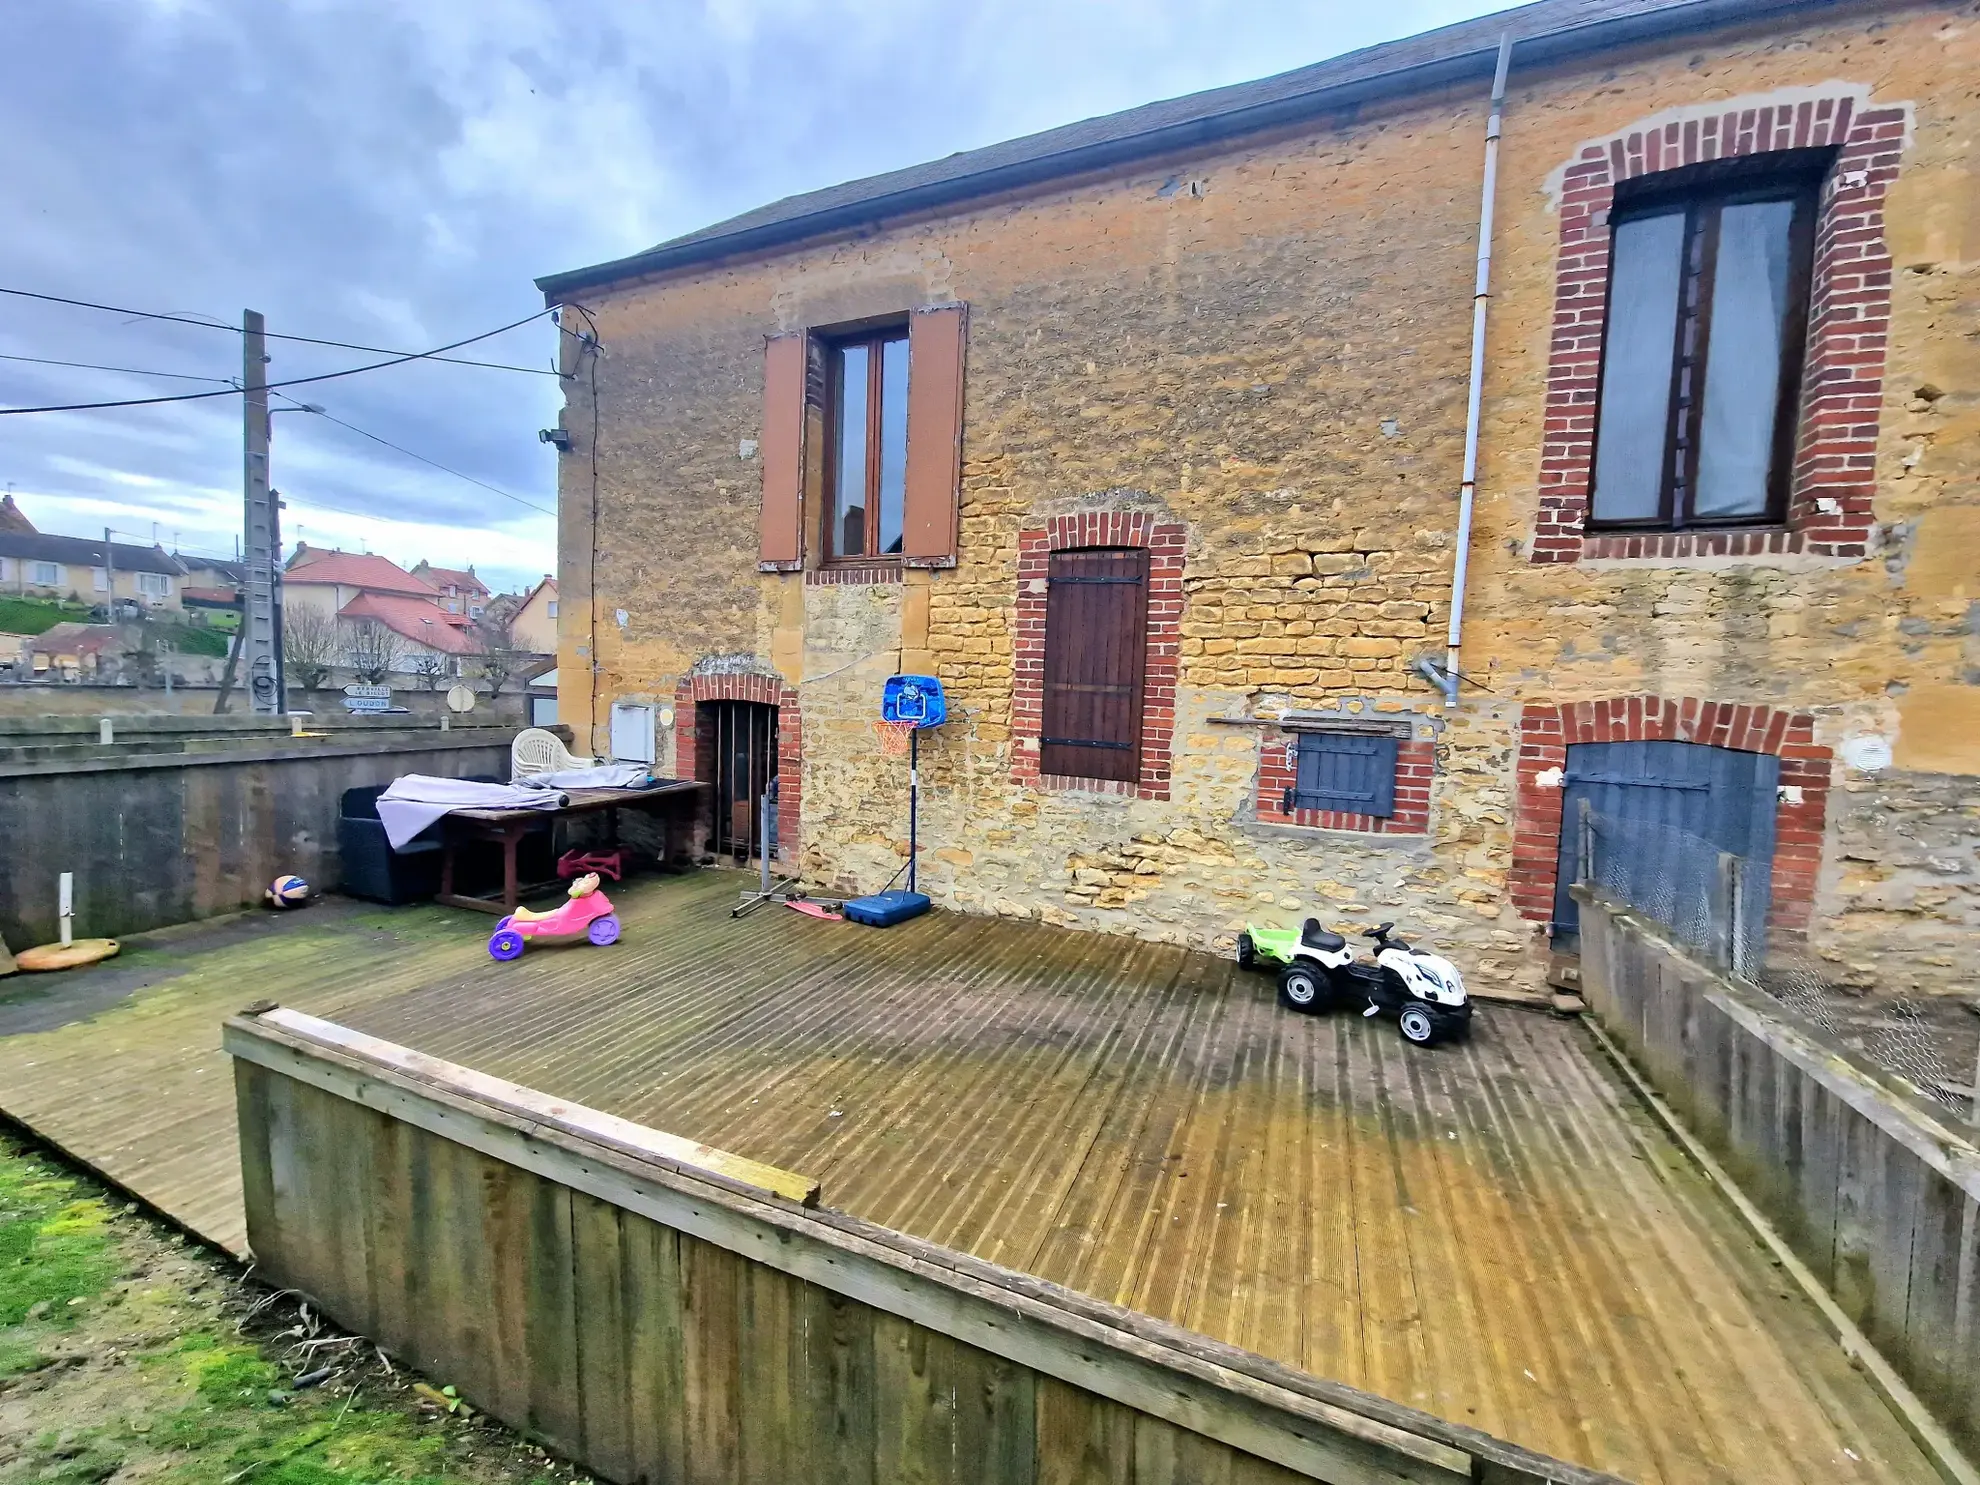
[875,718,918,756]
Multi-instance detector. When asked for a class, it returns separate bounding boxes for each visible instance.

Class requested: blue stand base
[842,890,931,927]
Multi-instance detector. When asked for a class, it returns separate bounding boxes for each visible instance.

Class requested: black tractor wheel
[1277,962,1326,1013]
[1397,1004,1437,1046]
[1236,932,1256,971]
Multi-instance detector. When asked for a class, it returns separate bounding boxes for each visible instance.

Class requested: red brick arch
[1511,696,1831,932]
[1533,90,1904,563]
[673,669,802,863]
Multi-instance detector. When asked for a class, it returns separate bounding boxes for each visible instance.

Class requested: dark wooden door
[1041,549,1147,783]
[1553,739,1779,948]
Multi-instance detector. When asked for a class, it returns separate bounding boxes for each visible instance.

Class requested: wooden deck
[0,871,1938,1483]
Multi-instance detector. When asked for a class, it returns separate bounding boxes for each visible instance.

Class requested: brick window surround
[1535,91,1905,563]
[1511,696,1831,933]
[672,670,803,864]
[1255,727,1434,834]
[1012,512,1184,800]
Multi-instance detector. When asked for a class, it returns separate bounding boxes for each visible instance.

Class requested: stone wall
[1821,767,1980,994]
[557,0,1980,997]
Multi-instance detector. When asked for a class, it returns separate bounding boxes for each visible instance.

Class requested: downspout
[1442,32,1514,708]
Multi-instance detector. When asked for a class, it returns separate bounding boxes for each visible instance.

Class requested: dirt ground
[0,1130,578,1485]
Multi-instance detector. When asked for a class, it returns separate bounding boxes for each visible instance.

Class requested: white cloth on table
[376,774,568,850]
[518,763,653,789]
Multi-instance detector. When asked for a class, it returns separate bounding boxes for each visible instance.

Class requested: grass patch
[0,596,91,636]
[157,622,231,657]
[0,1149,118,1329]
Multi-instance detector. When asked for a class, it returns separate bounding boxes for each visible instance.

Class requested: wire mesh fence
[1579,805,1980,1121]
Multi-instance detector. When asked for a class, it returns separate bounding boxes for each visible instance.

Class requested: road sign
[343,683,392,714]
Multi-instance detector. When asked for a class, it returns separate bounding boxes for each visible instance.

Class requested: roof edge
[537,0,1848,302]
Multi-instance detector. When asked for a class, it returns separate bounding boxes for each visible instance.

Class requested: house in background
[411,561,491,619]
[508,575,558,653]
[0,529,184,612]
[336,591,478,676]
[282,546,443,620]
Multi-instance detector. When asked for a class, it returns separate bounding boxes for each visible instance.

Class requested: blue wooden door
[1553,739,1779,947]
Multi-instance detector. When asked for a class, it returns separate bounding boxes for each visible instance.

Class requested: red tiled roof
[181,586,240,606]
[285,550,436,597]
[416,563,489,595]
[338,592,479,654]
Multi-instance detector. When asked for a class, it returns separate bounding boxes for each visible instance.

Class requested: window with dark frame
[1286,731,1400,818]
[823,327,910,561]
[1040,548,1147,784]
[1588,153,1825,532]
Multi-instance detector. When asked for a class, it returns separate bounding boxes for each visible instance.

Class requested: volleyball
[267,875,310,908]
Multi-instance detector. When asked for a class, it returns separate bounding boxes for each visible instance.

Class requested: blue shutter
[1289,733,1398,817]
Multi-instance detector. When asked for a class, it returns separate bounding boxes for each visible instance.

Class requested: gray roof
[537,0,1843,299]
[0,531,185,576]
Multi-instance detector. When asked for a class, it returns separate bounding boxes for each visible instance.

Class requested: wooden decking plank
[0,871,1943,1484]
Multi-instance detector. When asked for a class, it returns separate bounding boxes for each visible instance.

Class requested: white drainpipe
[1442,32,1515,707]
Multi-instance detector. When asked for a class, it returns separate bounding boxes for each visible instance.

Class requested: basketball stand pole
[731,785,789,918]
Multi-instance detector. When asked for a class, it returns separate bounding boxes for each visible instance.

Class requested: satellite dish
[445,684,476,713]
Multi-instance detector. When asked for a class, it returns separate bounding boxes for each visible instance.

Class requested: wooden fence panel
[226,1009,1618,1485]
[1572,888,1980,1462]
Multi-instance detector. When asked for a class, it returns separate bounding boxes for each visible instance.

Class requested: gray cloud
[1,0,1497,594]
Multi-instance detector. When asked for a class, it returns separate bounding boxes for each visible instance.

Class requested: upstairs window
[547,599,558,618]
[824,327,909,561]
[1590,156,1822,530]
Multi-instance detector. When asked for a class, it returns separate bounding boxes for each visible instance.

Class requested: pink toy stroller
[488,872,620,960]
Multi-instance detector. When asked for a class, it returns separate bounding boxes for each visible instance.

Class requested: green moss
[0,1152,118,1327]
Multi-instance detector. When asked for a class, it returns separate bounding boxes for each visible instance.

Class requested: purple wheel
[495,914,514,932]
[488,929,526,961]
[587,915,621,946]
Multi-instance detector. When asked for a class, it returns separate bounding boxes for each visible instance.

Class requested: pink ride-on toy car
[488,872,621,960]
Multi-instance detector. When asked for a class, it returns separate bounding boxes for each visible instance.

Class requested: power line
[0,351,236,384]
[0,286,564,376]
[272,390,556,518]
[0,309,555,416]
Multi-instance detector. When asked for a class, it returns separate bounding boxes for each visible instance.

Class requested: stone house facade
[537,0,1980,997]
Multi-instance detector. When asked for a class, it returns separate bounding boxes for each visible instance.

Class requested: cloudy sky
[1,0,1503,595]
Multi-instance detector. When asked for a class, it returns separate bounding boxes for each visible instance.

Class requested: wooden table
[435,780,704,914]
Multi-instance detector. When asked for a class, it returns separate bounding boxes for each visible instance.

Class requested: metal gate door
[1553,739,1779,948]
[699,701,778,861]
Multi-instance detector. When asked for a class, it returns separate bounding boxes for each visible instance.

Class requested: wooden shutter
[1041,548,1147,783]
[1290,733,1399,816]
[758,332,806,571]
[902,303,966,567]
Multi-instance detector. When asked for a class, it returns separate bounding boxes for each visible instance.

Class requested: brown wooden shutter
[758,331,806,571]
[902,303,966,567]
[1040,548,1147,783]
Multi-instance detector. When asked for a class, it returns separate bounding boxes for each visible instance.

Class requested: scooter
[1237,918,1472,1046]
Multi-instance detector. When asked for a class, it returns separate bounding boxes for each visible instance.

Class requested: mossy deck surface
[0,871,1938,1482]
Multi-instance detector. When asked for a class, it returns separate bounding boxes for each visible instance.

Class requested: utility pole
[102,526,114,618]
[240,309,285,714]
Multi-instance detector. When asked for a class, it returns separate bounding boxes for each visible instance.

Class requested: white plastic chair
[511,727,595,781]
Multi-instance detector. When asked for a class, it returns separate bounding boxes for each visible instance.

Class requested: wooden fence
[225,1008,1615,1485]
[1574,888,1980,1458]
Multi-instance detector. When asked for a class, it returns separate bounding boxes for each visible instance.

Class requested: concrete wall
[0,718,519,945]
[557,0,1980,995]
[1576,888,1980,1453]
[0,684,526,722]
[226,1007,1604,1485]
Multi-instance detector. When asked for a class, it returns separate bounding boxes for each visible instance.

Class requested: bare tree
[472,606,528,699]
[409,650,451,691]
[342,617,405,686]
[282,605,339,692]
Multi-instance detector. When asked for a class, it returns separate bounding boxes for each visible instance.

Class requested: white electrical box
[609,700,656,764]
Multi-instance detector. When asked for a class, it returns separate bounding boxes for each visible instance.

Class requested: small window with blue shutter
[1288,731,1400,817]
